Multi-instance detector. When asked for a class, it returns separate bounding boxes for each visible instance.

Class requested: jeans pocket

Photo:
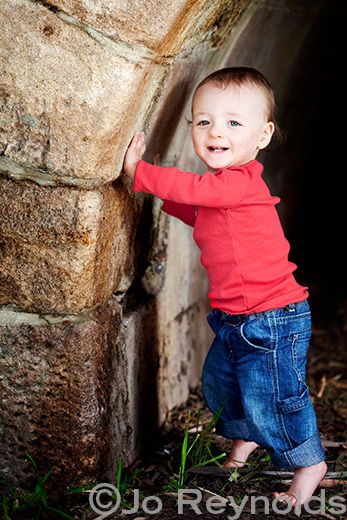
[277,329,311,412]
[239,317,273,351]
[277,385,310,413]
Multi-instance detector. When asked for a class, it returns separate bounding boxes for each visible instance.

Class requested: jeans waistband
[219,299,309,325]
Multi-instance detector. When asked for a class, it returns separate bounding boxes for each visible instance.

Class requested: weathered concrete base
[0,300,120,488]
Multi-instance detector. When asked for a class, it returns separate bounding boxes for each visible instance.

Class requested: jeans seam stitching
[270,314,295,451]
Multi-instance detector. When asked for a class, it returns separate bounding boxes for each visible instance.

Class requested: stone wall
[0,0,331,492]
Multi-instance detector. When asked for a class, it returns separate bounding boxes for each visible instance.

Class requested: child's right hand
[123,132,146,180]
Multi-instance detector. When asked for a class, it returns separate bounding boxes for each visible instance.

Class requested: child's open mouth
[208,146,229,153]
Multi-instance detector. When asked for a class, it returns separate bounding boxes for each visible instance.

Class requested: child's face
[191,82,274,171]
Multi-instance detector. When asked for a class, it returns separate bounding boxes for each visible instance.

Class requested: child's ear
[258,121,275,150]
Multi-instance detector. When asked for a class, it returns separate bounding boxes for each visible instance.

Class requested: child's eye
[197,120,210,126]
[228,120,240,127]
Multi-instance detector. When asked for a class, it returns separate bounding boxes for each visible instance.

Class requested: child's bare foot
[274,460,327,506]
[222,439,258,468]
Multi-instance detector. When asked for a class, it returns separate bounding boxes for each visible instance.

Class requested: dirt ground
[78,295,347,520]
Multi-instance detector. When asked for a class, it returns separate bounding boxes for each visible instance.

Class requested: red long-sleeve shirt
[133,159,307,315]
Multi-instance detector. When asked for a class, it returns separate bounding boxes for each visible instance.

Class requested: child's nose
[208,124,223,138]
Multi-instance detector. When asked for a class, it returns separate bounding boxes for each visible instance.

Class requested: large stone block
[0,176,149,313]
[0,0,163,186]
[0,299,124,490]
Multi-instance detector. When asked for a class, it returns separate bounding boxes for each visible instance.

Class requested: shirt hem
[212,290,309,316]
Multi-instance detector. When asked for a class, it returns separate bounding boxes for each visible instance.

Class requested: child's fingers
[139,132,146,153]
[132,132,146,154]
[130,132,141,146]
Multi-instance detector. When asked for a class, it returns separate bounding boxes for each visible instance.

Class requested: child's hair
[193,66,285,150]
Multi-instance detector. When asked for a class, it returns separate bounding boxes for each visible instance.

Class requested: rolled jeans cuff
[270,430,326,469]
[216,418,251,442]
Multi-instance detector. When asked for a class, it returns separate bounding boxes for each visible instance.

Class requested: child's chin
[207,161,232,171]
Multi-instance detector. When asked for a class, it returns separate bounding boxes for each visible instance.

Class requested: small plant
[115,457,144,511]
[0,454,75,519]
[165,409,226,492]
[188,404,225,467]
[67,457,144,514]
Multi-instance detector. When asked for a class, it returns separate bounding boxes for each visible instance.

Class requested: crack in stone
[0,156,103,190]
[30,0,162,66]
[0,305,94,327]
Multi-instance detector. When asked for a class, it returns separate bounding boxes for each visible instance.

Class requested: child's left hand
[123,132,146,179]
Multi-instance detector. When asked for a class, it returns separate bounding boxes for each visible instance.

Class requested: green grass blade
[34,504,42,520]
[26,454,47,505]
[1,496,9,519]
[41,465,55,485]
[116,457,123,493]
[191,452,226,469]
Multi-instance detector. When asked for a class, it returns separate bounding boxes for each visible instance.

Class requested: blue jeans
[202,300,325,469]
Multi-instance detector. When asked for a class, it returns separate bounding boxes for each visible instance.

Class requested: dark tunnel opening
[270,0,344,322]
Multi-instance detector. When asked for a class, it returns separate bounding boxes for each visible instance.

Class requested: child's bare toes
[222,460,244,468]
[273,491,297,507]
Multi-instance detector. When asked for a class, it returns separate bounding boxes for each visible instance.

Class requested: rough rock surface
[0,176,147,313]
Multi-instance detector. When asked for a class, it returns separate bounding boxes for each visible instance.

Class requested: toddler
[123,67,327,506]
